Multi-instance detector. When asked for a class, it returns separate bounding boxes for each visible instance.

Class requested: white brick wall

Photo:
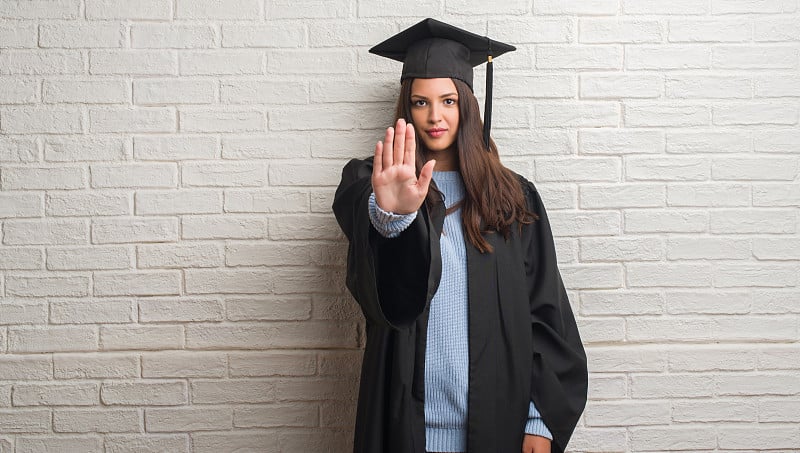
[0,1,798,452]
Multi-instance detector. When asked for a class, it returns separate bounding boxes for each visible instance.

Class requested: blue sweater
[368,171,552,452]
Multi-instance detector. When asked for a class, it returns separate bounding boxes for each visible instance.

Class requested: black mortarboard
[369,18,516,148]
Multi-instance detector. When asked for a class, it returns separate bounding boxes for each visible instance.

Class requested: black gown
[332,157,587,453]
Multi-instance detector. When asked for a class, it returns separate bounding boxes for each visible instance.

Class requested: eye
[444,98,457,106]
[412,99,427,107]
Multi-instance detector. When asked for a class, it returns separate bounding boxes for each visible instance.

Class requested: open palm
[372,119,436,215]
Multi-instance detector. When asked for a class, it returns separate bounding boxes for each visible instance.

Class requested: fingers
[382,126,394,169]
[373,140,383,174]
[404,121,416,166]
[417,159,436,195]
[393,118,405,167]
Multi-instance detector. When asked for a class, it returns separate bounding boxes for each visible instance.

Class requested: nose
[427,104,441,124]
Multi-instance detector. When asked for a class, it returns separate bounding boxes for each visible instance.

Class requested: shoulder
[508,169,539,201]
[341,156,375,179]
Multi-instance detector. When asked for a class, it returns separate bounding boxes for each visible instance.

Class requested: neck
[428,147,458,171]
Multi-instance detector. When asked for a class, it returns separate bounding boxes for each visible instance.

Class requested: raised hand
[372,118,436,215]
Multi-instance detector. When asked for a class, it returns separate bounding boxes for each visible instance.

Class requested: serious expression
[409,78,460,154]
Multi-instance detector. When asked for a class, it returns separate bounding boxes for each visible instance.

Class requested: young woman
[333,19,588,453]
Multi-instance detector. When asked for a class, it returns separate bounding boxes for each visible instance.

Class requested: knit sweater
[368,171,552,452]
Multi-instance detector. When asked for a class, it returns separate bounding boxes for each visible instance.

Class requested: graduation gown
[332,157,587,453]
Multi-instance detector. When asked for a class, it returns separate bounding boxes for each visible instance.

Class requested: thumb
[417,159,436,194]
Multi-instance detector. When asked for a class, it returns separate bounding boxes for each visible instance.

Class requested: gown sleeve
[522,181,588,453]
[332,157,434,329]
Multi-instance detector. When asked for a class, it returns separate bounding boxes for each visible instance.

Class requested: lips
[426,128,447,138]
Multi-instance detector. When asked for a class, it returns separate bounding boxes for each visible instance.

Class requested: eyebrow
[410,92,458,100]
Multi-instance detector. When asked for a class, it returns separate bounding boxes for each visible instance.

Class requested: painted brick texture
[1,1,799,452]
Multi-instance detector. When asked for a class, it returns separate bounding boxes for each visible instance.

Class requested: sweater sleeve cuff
[368,192,417,239]
[525,401,553,440]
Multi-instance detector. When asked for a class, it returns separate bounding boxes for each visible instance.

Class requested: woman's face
[409,78,460,154]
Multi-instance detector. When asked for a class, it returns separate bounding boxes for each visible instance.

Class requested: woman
[333,19,587,453]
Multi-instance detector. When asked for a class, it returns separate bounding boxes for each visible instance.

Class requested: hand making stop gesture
[372,119,437,215]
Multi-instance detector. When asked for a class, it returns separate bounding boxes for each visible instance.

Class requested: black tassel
[483,41,493,150]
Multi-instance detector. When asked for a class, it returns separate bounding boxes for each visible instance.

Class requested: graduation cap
[369,18,516,148]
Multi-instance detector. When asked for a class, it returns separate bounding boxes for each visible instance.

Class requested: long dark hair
[394,77,537,253]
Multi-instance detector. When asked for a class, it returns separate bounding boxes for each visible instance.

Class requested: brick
[90,50,178,75]
[712,0,796,13]
[54,353,139,379]
[588,346,666,373]
[5,274,91,297]
[0,137,38,163]
[183,162,266,187]
[226,296,311,321]
[313,295,361,320]
[0,301,47,324]
[560,264,623,290]
[631,374,714,398]
[44,136,126,162]
[180,51,264,76]
[494,74,575,100]
[355,0,429,17]
[580,18,662,43]
[131,24,217,49]
[1,106,82,133]
[222,24,306,48]
[579,237,664,261]
[673,399,757,422]
[630,427,717,450]
[186,321,358,349]
[587,375,626,399]
[54,409,140,433]
[0,355,52,380]
[755,18,800,41]
[0,77,37,102]
[535,0,618,14]
[102,381,187,406]
[0,23,37,48]
[50,299,135,324]
[666,130,751,153]
[228,352,317,377]
[668,183,751,207]
[585,401,670,426]
[581,73,662,98]
[89,107,176,133]
[577,317,625,343]
[754,238,800,260]
[0,247,43,269]
[547,211,620,237]
[667,75,751,98]
[2,166,86,189]
[226,243,342,267]
[0,386,6,406]
[191,380,275,404]
[234,404,317,428]
[309,21,395,47]
[717,374,800,396]
[0,410,51,433]
[536,44,622,70]
[100,325,184,351]
[134,136,217,160]
[711,209,795,234]
[40,22,124,48]
[624,210,708,233]
[720,425,800,449]
[142,351,226,378]
[626,45,710,70]
[9,326,97,352]
[94,271,181,296]
[47,246,131,271]
[12,383,98,406]
[579,184,664,209]
[715,264,798,287]
[133,79,215,105]
[181,109,265,133]
[626,103,710,127]
[755,129,800,153]
[669,19,753,42]
[273,268,344,294]
[0,50,83,75]
[225,189,308,213]
[192,432,278,453]
[760,399,800,421]
[176,0,260,18]
[104,435,189,453]
[46,192,131,217]
[139,298,224,322]
[756,75,800,97]
[16,437,103,453]
[666,237,751,260]
[580,129,663,154]
[535,102,620,127]
[185,269,273,294]
[623,0,709,14]
[223,134,310,159]
[278,378,357,403]
[86,0,172,19]
[445,0,527,13]
[137,243,222,269]
[89,159,171,190]
[535,157,620,182]
[318,350,362,376]
[715,102,798,126]
[629,315,796,342]
[223,80,309,104]
[45,79,129,103]
[269,49,356,75]
[92,218,179,244]
[580,291,664,316]
[147,407,232,432]
[713,45,798,69]
[626,263,712,287]
[626,157,709,181]
[181,215,267,239]
[752,290,800,314]
[759,346,800,370]
[278,429,351,452]
[668,346,756,371]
